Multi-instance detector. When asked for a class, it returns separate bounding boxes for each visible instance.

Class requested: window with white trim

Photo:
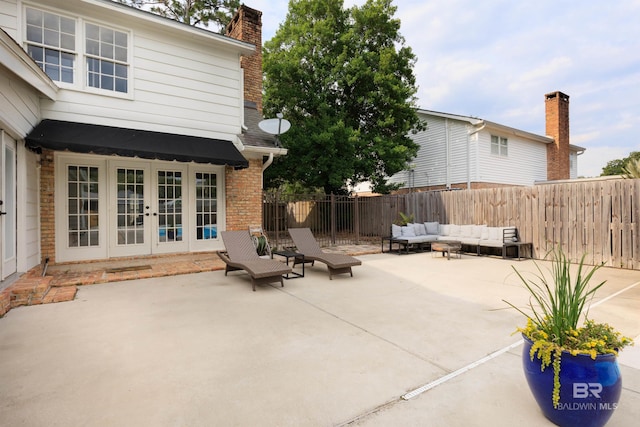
[491,135,508,157]
[25,7,76,83]
[85,23,129,93]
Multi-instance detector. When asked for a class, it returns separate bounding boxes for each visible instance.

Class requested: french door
[109,161,188,256]
[1,132,17,280]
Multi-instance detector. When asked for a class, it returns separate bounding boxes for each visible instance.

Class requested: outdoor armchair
[287,228,362,279]
[218,230,292,291]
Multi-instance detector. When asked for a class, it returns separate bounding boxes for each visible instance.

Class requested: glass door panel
[152,166,188,253]
[109,162,150,256]
[157,170,182,243]
[195,172,217,240]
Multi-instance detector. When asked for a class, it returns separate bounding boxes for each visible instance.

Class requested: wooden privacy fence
[263,178,640,269]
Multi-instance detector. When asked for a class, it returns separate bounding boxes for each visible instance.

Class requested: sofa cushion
[449,224,461,237]
[459,224,473,238]
[488,227,500,241]
[481,227,489,240]
[424,221,439,235]
[392,224,402,238]
[439,223,450,236]
[401,226,416,237]
[472,225,486,239]
[413,222,427,236]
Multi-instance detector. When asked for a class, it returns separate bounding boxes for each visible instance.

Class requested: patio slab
[0,252,639,426]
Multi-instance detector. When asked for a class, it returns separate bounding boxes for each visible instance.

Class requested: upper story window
[24,7,130,94]
[85,23,128,93]
[491,135,508,157]
[25,7,76,83]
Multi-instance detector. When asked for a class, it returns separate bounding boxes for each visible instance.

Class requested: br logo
[573,383,602,398]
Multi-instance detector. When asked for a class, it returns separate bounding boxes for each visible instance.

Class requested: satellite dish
[258,117,291,135]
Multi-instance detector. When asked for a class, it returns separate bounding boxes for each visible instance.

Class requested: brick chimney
[545,91,570,180]
[226,5,263,112]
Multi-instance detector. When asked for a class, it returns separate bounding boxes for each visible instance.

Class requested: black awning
[25,119,249,169]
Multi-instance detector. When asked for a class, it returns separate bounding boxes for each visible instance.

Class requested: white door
[109,161,188,256]
[151,164,188,254]
[1,132,17,280]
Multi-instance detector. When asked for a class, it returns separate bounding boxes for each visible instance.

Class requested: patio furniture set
[217,228,362,291]
[382,222,532,260]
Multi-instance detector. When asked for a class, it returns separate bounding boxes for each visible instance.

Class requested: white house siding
[570,152,578,179]
[0,0,17,39]
[16,144,40,273]
[475,130,547,186]
[0,68,41,139]
[25,1,245,140]
[390,115,475,189]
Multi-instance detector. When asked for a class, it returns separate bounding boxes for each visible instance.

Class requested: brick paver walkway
[1,244,380,317]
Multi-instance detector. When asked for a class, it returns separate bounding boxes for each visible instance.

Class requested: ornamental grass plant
[504,248,634,408]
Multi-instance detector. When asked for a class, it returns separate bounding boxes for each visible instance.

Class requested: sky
[247,0,640,177]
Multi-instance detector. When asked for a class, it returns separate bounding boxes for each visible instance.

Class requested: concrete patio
[1,252,639,426]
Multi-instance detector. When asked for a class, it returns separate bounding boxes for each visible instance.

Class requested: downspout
[262,152,274,172]
[467,122,486,189]
[445,118,450,189]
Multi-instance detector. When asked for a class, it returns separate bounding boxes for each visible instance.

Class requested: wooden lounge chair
[218,230,292,291]
[287,228,362,279]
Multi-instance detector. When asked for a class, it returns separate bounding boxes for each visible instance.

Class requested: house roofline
[417,108,581,147]
[89,0,255,55]
[0,29,58,100]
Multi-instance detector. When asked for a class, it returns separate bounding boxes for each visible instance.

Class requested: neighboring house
[0,0,283,284]
[388,91,585,191]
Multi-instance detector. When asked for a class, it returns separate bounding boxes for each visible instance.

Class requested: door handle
[0,211,6,215]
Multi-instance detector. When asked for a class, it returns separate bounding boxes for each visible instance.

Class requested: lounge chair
[218,230,292,291]
[287,228,362,279]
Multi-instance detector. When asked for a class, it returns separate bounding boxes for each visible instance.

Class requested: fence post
[354,194,360,244]
[274,191,280,249]
[331,193,336,245]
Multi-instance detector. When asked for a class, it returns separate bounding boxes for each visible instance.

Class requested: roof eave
[0,29,58,100]
[85,0,255,55]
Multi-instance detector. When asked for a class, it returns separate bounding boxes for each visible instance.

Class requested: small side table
[272,250,305,279]
[502,242,532,260]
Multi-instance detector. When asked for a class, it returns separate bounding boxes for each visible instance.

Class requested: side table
[272,250,305,279]
[502,242,532,260]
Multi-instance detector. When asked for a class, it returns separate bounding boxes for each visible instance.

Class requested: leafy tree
[601,151,640,176]
[263,0,423,194]
[114,0,239,30]
[623,158,640,178]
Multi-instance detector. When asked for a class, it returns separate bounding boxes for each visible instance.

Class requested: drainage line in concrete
[401,339,524,400]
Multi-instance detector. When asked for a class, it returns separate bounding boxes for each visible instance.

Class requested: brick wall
[226,5,263,112]
[39,149,55,263]
[545,91,570,181]
[225,159,263,230]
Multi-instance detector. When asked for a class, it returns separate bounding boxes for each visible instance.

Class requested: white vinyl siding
[393,110,551,189]
[39,21,243,140]
[476,131,547,185]
[19,146,41,272]
[0,70,41,137]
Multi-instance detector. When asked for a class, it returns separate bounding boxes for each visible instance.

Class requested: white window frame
[491,135,508,157]
[23,6,77,86]
[84,21,130,94]
[22,4,132,98]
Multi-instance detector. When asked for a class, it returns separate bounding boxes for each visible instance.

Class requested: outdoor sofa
[384,222,520,257]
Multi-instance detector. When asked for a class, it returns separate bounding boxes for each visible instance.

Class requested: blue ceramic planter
[522,336,622,427]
